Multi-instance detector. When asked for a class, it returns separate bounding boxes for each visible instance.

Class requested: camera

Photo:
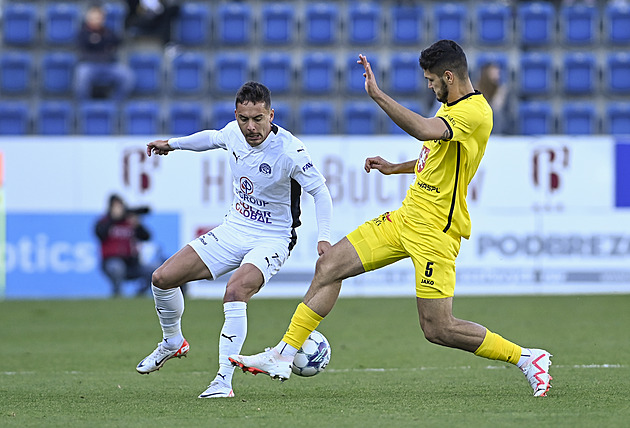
[127,206,151,215]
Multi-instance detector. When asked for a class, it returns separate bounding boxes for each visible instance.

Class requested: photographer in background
[95,194,155,297]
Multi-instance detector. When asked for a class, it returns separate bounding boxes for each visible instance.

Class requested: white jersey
[169,121,327,240]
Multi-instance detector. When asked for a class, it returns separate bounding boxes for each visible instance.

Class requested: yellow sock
[282,302,323,350]
[474,329,522,365]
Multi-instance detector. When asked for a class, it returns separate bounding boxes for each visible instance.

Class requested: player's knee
[224,282,259,302]
[420,320,448,346]
[313,253,338,283]
[151,268,168,289]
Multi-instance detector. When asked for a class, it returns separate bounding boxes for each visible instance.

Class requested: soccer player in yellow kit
[231,40,553,397]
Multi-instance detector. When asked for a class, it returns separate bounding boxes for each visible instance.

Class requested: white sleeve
[168,129,226,152]
[306,182,333,243]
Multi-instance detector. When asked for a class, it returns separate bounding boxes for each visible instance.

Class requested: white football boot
[229,348,293,381]
[198,380,235,398]
[520,348,553,397]
[136,339,189,374]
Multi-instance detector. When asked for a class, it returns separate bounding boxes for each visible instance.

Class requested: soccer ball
[291,330,331,377]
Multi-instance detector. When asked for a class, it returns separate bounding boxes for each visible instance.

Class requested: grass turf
[2,295,629,427]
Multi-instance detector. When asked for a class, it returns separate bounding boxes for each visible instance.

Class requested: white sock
[517,348,532,368]
[152,285,185,349]
[274,341,299,359]
[216,301,247,386]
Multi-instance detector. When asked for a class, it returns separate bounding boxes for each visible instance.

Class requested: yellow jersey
[400,91,492,240]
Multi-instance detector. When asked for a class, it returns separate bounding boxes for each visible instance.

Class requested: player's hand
[147,140,172,157]
[358,54,380,98]
[365,156,395,175]
[317,241,332,256]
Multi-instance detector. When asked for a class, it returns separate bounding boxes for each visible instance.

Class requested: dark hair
[235,81,271,110]
[419,40,469,80]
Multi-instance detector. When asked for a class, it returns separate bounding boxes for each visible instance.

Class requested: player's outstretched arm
[146,139,174,157]
[365,156,416,175]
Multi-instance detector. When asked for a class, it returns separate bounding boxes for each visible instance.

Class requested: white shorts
[188,222,291,285]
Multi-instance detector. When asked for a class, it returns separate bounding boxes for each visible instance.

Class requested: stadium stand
[0,101,29,135]
[476,3,512,46]
[211,101,236,130]
[41,52,77,95]
[261,3,296,46]
[271,101,291,130]
[518,101,554,135]
[0,0,627,136]
[304,3,340,45]
[37,101,74,135]
[390,4,424,45]
[299,101,336,135]
[169,102,205,136]
[607,102,630,135]
[343,101,379,134]
[173,3,211,46]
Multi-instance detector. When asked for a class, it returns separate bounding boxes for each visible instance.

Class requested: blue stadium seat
[517,2,555,47]
[173,3,210,46]
[388,100,422,134]
[346,53,378,94]
[348,2,382,45]
[476,3,512,46]
[37,101,74,135]
[258,53,293,94]
[103,3,127,36]
[271,101,291,130]
[41,52,77,95]
[390,5,424,46]
[217,3,252,45]
[123,102,161,135]
[561,103,597,135]
[475,52,510,84]
[128,52,163,95]
[301,53,337,94]
[211,102,235,130]
[78,101,118,135]
[304,3,340,45]
[2,3,38,46]
[519,53,554,96]
[298,102,335,135]
[607,103,630,135]
[44,3,80,46]
[433,3,468,44]
[560,5,598,46]
[606,2,630,45]
[0,101,29,135]
[562,53,597,95]
[261,3,296,45]
[0,52,33,95]
[170,53,207,95]
[343,102,379,134]
[169,102,204,135]
[518,101,554,135]
[389,52,421,94]
[214,53,249,94]
[606,53,630,94]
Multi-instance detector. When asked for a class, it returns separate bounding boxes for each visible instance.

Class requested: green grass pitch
[2,294,629,427]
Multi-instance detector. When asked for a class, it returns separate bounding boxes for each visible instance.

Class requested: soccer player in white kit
[136,81,333,399]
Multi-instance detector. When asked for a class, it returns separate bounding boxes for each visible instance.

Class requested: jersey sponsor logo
[417,146,430,173]
[235,202,272,224]
[238,176,269,206]
[420,278,435,285]
[259,163,272,175]
[372,212,392,226]
[240,177,254,194]
[302,162,314,172]
[417,181,440,193]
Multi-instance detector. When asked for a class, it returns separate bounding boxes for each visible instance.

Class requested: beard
[435,78,449,103]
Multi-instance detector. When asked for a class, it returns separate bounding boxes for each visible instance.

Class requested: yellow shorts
[346,209,461,298]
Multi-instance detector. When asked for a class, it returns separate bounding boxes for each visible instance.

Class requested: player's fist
[147,140,172,157]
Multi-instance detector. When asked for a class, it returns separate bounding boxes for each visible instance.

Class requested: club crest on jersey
[417,146,430,173]
[259,163,272,175]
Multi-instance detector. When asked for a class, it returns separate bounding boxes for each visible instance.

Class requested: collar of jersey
[446,90,481,107]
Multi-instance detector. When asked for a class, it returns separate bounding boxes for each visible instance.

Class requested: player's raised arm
[146,139,173,157]
[358,54,449,142]
[364,156,416,175]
